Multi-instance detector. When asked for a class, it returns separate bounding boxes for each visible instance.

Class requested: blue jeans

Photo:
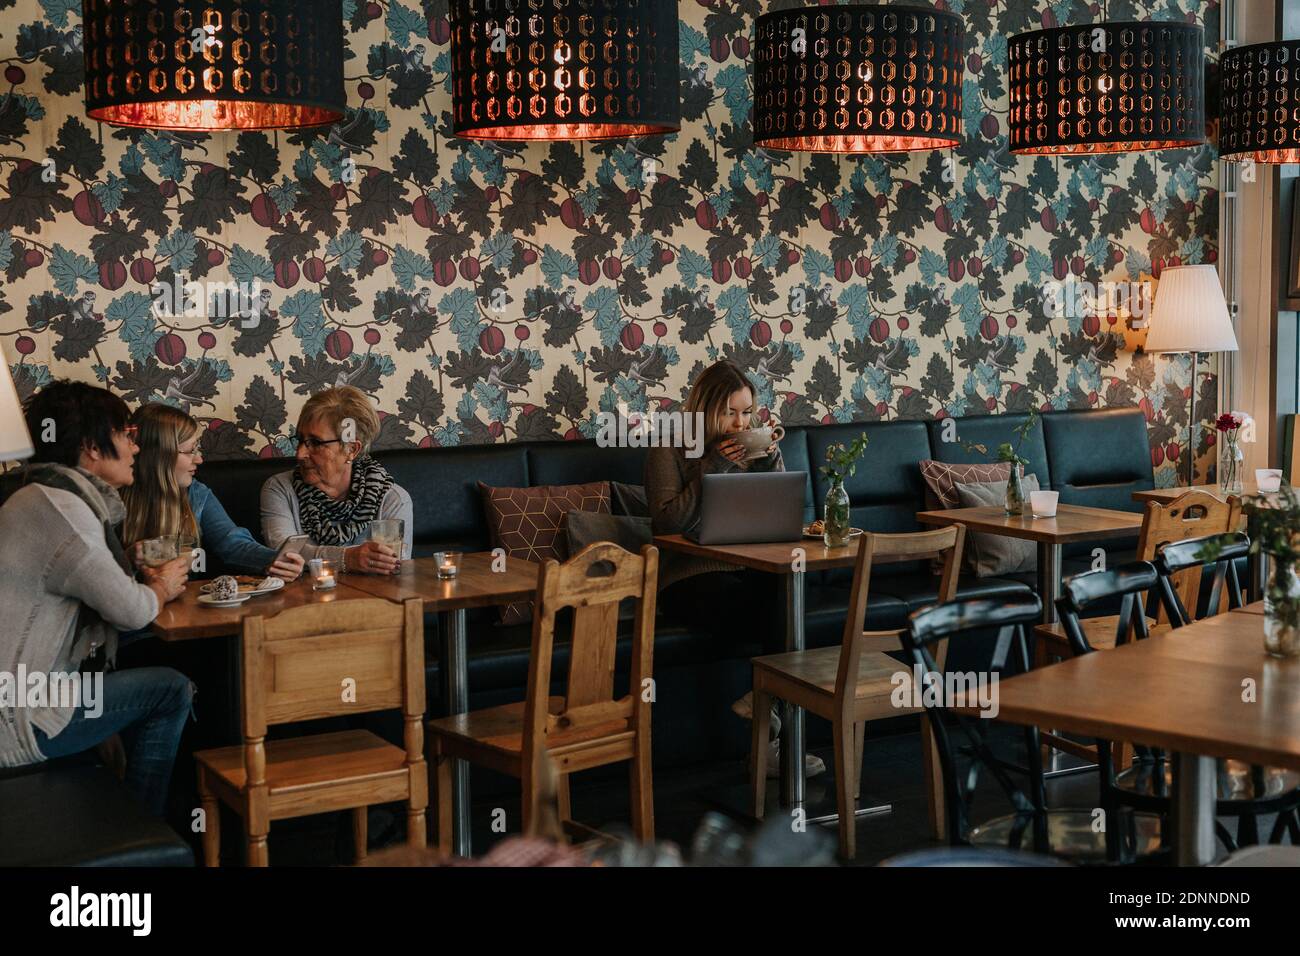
[34,667,193,816]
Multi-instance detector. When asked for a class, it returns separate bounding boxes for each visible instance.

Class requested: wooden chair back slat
[1137,491,1241,626]
[241,598,424,735]
[834,525,966,709]
[523,543,659,750]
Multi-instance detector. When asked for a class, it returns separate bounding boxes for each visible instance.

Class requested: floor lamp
[0,344,35,465]
[1144,265,1239,487]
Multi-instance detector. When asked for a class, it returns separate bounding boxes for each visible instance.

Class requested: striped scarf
[292,455,394,546]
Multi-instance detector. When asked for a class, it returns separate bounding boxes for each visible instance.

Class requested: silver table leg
[1171,753,1217,866]
[440,608,471,856]
[1038,542,1063,624]
[780,570,806,809]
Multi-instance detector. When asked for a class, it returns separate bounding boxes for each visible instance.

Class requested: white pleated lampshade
[0,346,34,462]
[1145,264,1239,354]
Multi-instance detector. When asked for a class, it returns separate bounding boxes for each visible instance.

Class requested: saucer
[197,593,253,608]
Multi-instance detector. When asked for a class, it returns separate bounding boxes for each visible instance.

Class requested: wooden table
[1131,482,1263,504]
[959,611,1300,864]
[654,533,906,824]
[916,505,1144,623]
[152,580,377,641]
[342,552,539,856]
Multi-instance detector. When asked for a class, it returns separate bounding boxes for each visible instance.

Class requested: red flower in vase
[1215,413,1243,433]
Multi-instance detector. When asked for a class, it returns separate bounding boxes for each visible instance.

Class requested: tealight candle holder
[434,551,462,580]
[309,558,337,590]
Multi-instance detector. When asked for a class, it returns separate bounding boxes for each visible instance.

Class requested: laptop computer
[688,471,808,545]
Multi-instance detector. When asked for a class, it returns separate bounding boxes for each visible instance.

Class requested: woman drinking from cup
[122,403,304,580]
[644,360,822,776]
[261,386,412,574]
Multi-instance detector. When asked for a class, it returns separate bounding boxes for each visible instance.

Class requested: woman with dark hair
[0,380,192,815]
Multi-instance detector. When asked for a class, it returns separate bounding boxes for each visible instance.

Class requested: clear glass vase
[823,480,851,548]
[1219,437,1244,494]
[1005,463,1026,516]
[1264,561,1300,659]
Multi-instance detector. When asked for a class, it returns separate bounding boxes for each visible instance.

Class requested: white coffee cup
[733,425,785,460]
[1256,469,1284,494]
[1030,490,1059,517]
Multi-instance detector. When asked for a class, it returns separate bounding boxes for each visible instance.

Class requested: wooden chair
[427,542,659,852]
[750,525,966,860]
[1035,490,1241,660]
[194,598,427,867]
[1032,490,1240,768]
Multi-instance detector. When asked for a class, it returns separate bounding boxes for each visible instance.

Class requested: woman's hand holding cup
[715,437,748,463]
[347,539,400,575]
[141,555,190,603]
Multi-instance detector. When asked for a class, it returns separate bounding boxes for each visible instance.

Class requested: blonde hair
[122,403,201,546]
[684,360,757,444]
[298,385,380,454]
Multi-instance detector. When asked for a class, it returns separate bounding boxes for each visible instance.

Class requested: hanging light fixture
[82,1,345,131]
[1008,21,1205,155]
[1218,41,1300,163]
[752,4,965,154]
[448,0,680,141]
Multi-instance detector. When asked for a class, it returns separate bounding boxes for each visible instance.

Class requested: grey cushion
[954,476,1041,577]
[564,510,653,558]
[611,481,650,518]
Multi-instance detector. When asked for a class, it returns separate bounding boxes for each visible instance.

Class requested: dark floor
[189,726,1285,866]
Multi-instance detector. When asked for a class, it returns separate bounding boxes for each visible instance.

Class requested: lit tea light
[309,558,337,591]
[435,551,462,580]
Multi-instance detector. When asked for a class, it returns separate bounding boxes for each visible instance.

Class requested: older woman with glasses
[260,385,413,574]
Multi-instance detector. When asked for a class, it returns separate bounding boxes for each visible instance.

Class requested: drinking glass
[370,519,405,557]
[141,535,179,568]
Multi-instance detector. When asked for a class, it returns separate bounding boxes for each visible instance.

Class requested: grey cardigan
[0,477,159,768]
[260,470,414,566]
[644,442,785,590]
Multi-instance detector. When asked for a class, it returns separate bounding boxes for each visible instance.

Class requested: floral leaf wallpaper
[0,0,1219,483]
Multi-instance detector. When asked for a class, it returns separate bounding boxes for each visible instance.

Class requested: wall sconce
[752,3,966,153]
[82,0,345,131]
[1008,21,1205,154]
[449,0,680,141]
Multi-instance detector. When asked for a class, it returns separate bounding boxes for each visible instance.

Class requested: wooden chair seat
[197,730,409,810]
[753,645,912,711]
[1035,616,1172,656]
[428,698,635,775]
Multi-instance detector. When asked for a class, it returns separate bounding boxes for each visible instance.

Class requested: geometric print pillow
[478,481,611,625]
[919,459,1013,511]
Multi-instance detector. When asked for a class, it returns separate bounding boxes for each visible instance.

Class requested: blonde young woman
[261,386,413,573]
[644,359,824,777]
[123,404,304,581]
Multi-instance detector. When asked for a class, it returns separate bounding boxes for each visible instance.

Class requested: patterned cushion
[478,481,611,624]
[919,459,1013,510]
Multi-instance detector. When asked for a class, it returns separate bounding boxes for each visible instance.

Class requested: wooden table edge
[915,506,1143,543]
[652,533,862,574]
[951,697,1300,773]
[151,582,381,641]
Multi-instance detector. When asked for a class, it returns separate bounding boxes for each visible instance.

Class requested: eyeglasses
[120,425,139,442]
[293,435,344,451]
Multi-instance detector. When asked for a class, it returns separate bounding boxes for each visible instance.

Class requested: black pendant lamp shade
[752,4,965,154]
[1219,41,1300,163]
[449,0,680,141]
[1008,21,1205,154]
[82,0,345,131]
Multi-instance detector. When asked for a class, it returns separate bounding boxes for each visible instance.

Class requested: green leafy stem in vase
[1199,482,1300,633]
[820,432,871,486]
[959,407,1039,470]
